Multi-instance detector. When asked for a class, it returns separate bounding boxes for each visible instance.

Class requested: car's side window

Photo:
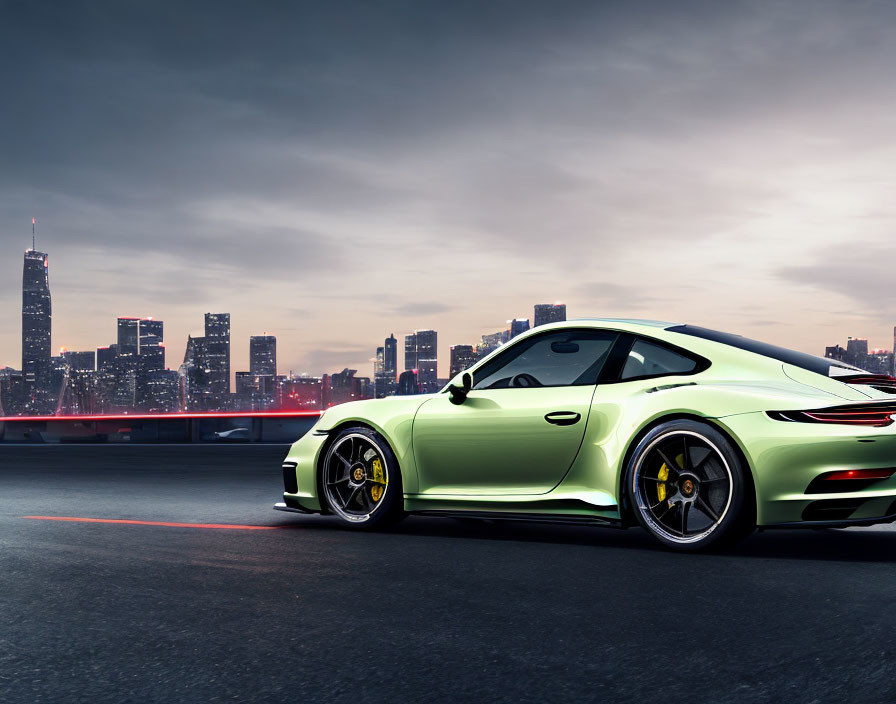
[620,339,698,380]
[473,331,618,390]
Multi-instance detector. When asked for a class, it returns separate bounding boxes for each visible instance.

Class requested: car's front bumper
[277,428,329,514]
[273,499,314,514]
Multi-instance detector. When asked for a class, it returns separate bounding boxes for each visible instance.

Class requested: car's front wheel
[626,420,754,551]
[320,426,405,529]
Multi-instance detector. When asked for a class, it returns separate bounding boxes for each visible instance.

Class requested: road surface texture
[1,445,895,703]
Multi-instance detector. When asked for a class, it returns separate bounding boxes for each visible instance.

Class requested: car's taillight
[767,402,896,427]
[806,467,896,493]
[823,468,895,481]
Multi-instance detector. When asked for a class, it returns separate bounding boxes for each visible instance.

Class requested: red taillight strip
[822,468,896,481]
[803,412,894,426]
[768,404,896,427]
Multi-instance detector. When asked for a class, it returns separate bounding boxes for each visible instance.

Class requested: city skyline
[1,233,580,382]
[8,232,896,388]
[2,235,582,413]
[5,2,896,379]
[5,234,896,416]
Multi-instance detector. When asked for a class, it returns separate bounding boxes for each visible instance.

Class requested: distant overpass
[0,410,322,443]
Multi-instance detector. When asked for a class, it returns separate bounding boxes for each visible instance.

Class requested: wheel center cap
[352,466,365,482]
[681,479,695,496]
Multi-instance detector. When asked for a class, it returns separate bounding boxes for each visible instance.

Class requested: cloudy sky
[2,0,896,378]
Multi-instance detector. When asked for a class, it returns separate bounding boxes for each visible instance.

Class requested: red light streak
[22,516,294,531]
[0,410,322,422]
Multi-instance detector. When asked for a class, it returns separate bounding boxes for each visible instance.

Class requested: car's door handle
[544,411,581,426]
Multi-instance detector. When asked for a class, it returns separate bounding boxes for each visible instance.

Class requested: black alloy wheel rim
[324,433,390,523]
[633,430,733,544]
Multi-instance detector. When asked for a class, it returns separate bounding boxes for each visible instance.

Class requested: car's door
[412,329,620,495]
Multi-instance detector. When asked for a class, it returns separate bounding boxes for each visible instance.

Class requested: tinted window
[667,324,865,377]
[620,339,698,380]
[473,331,617,389]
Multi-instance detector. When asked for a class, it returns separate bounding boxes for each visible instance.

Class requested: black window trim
[597,332,711,384]
[666,323,864,377]
[465,327,624,391]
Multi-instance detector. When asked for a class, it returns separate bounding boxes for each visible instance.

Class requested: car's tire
[625,419,754,551]
[320,426,405,530]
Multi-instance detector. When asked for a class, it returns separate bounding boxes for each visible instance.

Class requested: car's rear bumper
[763,505,896,529]
[719,412,896,526]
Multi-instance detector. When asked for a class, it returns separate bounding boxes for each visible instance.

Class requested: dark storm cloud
[3,0,896,369]
[4,0,896,265]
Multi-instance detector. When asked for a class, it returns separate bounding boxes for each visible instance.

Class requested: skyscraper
[405,332,418,371]
[449,344,477,377]
[510,318,530,339]
[113,317,164,410]
[205,313,231,400]
[374,345,386,398]
[534,303,566,327]
[22,241,52,412]
[845,337,868,368]
[138,318,165,372]
[117,318,140,357]
[414,329,438,391]
[181,334,209,410]
[375,334,398,398]
[384,334,397,379]
[250,334,277,376]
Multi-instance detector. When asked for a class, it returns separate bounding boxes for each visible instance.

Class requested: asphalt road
[2,445,896,704]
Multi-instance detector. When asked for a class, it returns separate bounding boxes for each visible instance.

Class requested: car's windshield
[666,324,867,377]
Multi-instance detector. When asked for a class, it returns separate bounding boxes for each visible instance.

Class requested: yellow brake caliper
[657,454,684,504]
[657,463,669,502]
[370,458,386,502]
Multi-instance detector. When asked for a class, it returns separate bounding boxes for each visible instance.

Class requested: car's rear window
[666,324,866,377]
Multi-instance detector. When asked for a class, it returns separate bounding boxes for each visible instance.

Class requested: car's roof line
[569,317,681,329]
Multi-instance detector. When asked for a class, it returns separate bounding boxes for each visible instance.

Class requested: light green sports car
[275,319,896,550]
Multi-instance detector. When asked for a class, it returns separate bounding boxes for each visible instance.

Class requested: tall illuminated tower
[414,329,438,391]
[22,219,52,412]
[384,334,397,380]
[250,334,277,376]
[205,313,231,402]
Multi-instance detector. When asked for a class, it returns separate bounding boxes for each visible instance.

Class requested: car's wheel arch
[617,412,757,528]
[314,419,402,515]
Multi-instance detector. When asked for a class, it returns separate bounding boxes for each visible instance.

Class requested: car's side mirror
[448,372,473,405]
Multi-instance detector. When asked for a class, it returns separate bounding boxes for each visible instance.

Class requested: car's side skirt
[409,509,623,527]
[404,495,620,522]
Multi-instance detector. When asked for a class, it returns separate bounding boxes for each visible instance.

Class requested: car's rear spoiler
[834,374,896,395]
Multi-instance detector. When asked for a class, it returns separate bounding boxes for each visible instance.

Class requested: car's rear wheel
[626,420,753,551]
[321,426,405,529]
